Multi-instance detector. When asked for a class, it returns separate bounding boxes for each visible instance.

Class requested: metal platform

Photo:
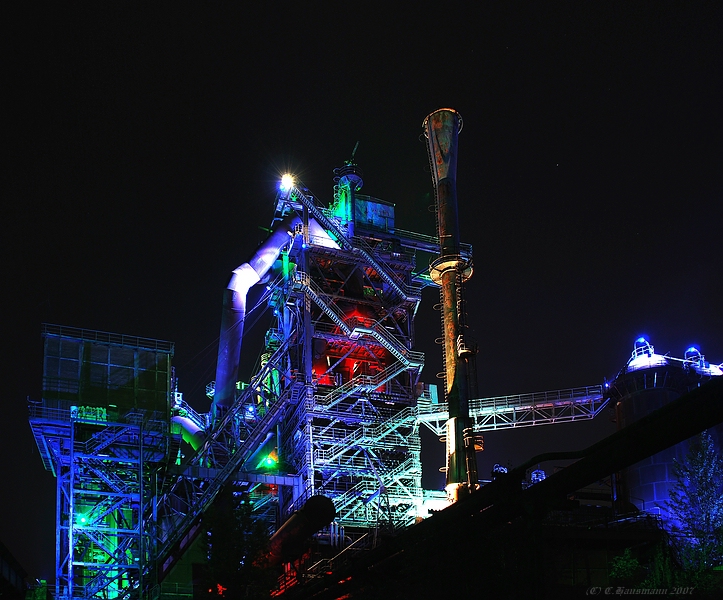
[417,385,607,435]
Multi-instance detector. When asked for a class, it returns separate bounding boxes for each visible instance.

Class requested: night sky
[5,3,722,583]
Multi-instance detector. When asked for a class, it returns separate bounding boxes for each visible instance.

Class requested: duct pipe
[212,215,340,419]
[171,415,204,451]
[260,495,336,567]
[213,215,301,417]
[423,108,479,501]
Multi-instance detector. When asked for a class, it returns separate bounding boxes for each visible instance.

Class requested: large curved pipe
[213,215,302,416]
[212,215,340,419]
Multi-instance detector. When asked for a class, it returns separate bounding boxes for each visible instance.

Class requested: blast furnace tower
[28,110,627,598]
[261,163,433,528]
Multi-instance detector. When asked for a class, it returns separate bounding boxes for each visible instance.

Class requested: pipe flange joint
[429,255,473,285]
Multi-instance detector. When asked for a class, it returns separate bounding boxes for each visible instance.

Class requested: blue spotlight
[685,346,701,361]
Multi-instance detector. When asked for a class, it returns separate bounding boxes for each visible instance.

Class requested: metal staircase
[152,338,296,582]
[286,186,421,302]
[313,407,416,465]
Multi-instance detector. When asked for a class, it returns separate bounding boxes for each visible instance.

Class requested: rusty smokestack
[423,108,479,501]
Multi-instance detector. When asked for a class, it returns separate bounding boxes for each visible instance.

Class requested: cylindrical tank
[609,337,723,527]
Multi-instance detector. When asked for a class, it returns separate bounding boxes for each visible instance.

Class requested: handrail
[316,360,410,410]
[332,456,419,515]
[289,187,420,301]
[314,407,415,464]
[42,323,175,353]
[294,272,424,372]
[416,384,608,434]
[417,385,605,415]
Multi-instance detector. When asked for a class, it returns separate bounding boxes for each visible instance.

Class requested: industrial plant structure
[608,337,723,524]
[27,110,722,598]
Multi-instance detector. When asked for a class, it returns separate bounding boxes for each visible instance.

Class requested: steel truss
[30,326,173,599]
[417,385,607,435]
[274,183,429,531]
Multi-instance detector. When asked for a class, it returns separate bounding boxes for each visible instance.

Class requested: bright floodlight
[280,174,294,192]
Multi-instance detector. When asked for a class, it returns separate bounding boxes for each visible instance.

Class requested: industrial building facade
[27,110,722,598]
[29,160,448,598]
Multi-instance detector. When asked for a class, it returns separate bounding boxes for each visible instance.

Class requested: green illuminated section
[332,180,353,225]
[257,448,278,470]
[281,250,291,278]
[73,502,128,598]
[259,349,281,416]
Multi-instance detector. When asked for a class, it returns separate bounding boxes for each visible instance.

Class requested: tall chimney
[423,108,479,501]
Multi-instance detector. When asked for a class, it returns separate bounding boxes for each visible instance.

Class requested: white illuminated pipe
[171,416,205,451]
[212,215,339,418]
[213,214,301,416]
[173,204,341,446]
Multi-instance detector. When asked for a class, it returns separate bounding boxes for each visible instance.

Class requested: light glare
[280,174,294,191]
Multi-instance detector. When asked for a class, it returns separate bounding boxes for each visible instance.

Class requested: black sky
[4,3,722,582]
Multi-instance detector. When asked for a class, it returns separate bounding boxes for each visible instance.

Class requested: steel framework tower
[28,113,629,597]
[272,165,430,530]
[29,325,174,599]
[150,162,449,592]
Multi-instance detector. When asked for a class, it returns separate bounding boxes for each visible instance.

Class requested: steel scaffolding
[271,175,430,531]
[29,170,616,597]
[29,325,174,599]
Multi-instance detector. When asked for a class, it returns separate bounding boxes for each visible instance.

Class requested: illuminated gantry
[416,385,608,436]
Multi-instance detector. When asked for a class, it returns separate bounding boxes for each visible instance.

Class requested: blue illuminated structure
[29,325,174,599]
[29,114,720,596]
[608,338,723,526]
[27,171,612,597]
